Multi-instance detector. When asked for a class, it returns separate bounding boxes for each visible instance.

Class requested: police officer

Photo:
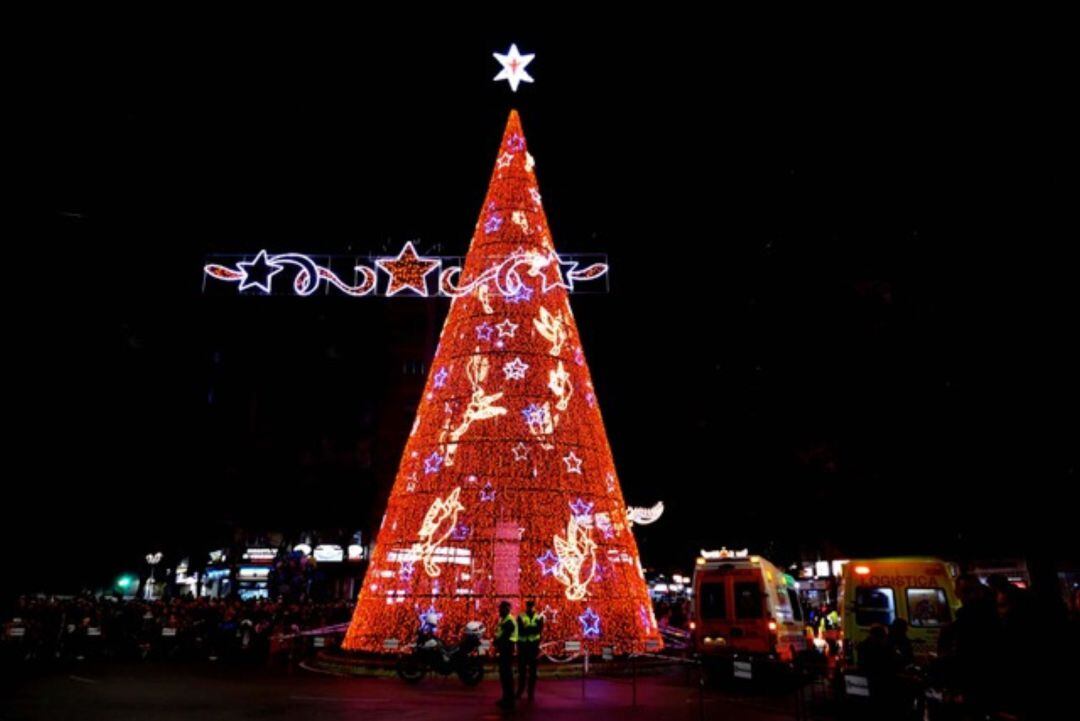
[494,600,518,710]
[516,599,543,701]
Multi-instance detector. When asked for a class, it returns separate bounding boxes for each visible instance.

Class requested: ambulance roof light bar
[699,547,750,561]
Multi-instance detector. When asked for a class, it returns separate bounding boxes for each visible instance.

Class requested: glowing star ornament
[563,452,584,474]
[522,403,547,427]
[475,322,494,341]
[376,241,441,296]
[579,608,601,638]
[419,604,443,628]
[569,498,594,517]
[423,451,444,474]
[495,319,518,338]
[506,282,534,304]
[511,442,530,461]
[533,252,579,294]
[502,357,529,380]
[237,250,283,292]
[537,550,561,576]
[493,44,535,92]
[506,133,525,153]
[433,367,449,389]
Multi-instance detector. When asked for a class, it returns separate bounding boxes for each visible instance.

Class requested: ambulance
[838,557,959,667]
[690,548,808,664]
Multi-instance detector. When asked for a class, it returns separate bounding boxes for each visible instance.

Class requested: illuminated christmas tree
[343,110,661,654]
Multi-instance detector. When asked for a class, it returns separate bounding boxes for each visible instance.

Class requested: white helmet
[464,621,484,635]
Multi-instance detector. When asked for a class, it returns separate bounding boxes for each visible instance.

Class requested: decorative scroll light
[626,501,665,527]
[204,245,607,299]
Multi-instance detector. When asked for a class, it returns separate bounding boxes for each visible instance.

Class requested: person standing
[494,600,518,710]
[516,599,543,701]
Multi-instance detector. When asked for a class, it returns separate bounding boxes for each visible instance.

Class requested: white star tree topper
[493,44,535,92]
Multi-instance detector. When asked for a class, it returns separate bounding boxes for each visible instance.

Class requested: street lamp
[145,552,163,599]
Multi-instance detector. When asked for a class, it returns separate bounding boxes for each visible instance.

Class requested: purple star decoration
[537,550,561,576]
[505,282,533,304]
[522,403,547,427]
[578,608,601,638]
[419,604,442,632]
[484,214,503,234]
[569,498,594,517]
[423,451,444,474]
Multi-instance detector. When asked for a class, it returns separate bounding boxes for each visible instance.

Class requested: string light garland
[342,110,661,655]
[203,247,607,298]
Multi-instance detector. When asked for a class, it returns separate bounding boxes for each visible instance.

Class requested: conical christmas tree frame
[344,111,661,654]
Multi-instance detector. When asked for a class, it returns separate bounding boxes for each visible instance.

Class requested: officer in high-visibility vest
[516,599,543,701]
[494,600,518,710]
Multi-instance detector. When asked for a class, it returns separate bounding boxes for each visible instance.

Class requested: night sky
[14,22,1076,594]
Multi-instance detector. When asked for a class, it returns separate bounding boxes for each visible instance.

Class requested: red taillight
[854,565,871,575]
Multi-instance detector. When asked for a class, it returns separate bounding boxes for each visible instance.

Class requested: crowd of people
[1,595,354,665]
[855,574,1075,719]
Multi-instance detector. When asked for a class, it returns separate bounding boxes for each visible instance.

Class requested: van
[691,549,808,663]
[839,557,959,667]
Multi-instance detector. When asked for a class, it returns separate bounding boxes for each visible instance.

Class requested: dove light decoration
[415,487,466,577]
[552,515,598,601]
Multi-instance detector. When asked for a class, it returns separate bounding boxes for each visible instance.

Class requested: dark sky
[13,21,1076,593]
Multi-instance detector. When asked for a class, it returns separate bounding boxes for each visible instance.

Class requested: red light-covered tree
[343,110,661,654]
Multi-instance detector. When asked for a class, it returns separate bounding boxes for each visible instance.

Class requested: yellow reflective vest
[495,613,518,643]
[518,612,541,643]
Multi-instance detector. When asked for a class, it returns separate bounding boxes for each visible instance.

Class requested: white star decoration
[496,319,519,338]
[493,44,535,92]
[503,357,529,380]
[511,442,529,461]
[563,451,583,474]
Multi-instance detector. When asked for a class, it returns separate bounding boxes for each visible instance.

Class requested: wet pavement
[1,661,814,720]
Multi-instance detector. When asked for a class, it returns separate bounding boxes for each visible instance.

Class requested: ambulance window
[906,588,951,627]
[700,583,726,619]
[854,587,896,626]
[786,588,803,622]
[735,582,763,619]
